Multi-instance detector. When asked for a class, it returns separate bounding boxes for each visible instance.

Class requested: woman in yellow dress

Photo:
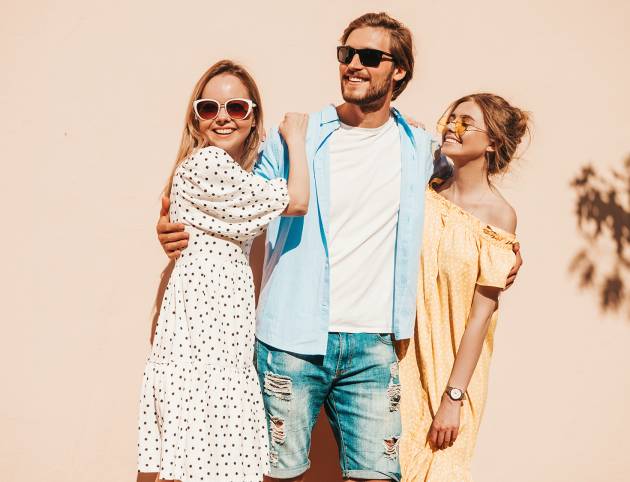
[398,93,530,482]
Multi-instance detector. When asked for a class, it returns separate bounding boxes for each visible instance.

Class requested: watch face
[450,388,462,399]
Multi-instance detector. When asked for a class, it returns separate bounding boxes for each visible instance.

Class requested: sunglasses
[193,98,256,121]
[437,116,487,139]
[337,46,395,68]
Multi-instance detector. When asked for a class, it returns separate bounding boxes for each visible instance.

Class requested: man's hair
[341,12,414,101]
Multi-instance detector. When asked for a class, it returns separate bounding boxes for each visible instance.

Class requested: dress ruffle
[138,360,269,481]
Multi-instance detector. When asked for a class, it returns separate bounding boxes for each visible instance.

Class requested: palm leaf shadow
[569,155,630,318]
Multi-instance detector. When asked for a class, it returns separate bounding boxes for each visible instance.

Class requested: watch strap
[446,386,467,401]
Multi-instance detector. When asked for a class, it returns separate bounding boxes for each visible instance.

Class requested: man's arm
[157,195,188,259]
[158,131,286,259]
[491,202,522,290]
[506,243,523,289]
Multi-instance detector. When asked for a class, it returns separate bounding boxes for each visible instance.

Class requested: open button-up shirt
[253,105,437,355]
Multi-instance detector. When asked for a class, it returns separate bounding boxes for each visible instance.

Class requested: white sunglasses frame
[192,98,257,121]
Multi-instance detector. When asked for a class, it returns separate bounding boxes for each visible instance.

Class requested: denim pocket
[376,333,394,345]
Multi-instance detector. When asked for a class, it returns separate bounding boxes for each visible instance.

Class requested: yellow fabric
[399,187,516,482]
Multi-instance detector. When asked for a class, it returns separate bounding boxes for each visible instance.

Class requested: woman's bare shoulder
[486,189,517,234]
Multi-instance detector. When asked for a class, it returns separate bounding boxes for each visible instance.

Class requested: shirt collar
[390,106,417,148]
[320,104,408,127]
[320,104,340,125]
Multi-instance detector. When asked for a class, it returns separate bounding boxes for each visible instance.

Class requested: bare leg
[136,473,158,482]
[136,473,180,482]
[346,479,392,482]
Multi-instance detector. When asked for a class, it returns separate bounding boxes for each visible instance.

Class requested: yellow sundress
[398,186,517,482]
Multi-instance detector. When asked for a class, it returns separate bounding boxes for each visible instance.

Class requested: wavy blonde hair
[164,60,264,196]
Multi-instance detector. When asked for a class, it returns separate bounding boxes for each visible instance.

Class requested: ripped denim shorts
[255,332,402,481]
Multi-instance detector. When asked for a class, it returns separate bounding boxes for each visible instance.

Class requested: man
[157,12,521,482]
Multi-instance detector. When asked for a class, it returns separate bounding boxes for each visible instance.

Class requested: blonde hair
[164,60,264,196]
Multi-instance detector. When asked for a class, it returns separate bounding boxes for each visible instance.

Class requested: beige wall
[2,0,629,480]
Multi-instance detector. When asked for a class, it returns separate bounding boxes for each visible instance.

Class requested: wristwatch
[445,386,466,402]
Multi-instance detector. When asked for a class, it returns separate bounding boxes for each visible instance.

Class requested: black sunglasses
[337,46,395,68]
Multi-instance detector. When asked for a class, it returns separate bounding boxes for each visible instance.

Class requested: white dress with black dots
[137,146,288,482]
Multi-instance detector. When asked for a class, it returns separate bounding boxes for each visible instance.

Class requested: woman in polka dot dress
[137,60,309,482]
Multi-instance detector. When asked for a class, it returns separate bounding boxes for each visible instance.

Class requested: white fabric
[137,146,288,482]
[328,117,401,333]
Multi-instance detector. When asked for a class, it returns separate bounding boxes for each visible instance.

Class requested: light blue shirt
[254,104,436,355]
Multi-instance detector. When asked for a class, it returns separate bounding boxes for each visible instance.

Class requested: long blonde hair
[164,60,264,196]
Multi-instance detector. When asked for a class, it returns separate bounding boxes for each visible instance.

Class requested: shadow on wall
[569,154,630,319]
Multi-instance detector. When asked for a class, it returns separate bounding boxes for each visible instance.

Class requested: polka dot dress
[137,146,288,482]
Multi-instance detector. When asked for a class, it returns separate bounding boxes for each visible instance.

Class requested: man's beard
[341,68,394,112]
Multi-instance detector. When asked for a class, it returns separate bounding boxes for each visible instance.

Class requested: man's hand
[157,196,188,259]
[401,113,425,129]
[505,242,523,289]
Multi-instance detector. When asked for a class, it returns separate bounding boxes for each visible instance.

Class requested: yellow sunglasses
[437,115,487,139]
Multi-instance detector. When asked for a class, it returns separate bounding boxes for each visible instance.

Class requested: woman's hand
[279,112,308,146]
[428,394,462,450]
[279,113,310,216]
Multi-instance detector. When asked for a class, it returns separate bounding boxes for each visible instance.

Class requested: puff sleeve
[476,226,517,289]
[175,146,289,241]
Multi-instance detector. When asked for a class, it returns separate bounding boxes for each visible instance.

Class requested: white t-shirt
[328,117,401,333]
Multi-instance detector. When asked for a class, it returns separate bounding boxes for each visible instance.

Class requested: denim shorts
[255,333,402,481]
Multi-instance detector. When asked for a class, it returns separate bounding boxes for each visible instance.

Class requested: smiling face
[196,73,256,161]
[441,101,494,165]
[339,27,407,108]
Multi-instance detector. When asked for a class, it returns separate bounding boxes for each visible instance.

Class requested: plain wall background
[2,0,629,480]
